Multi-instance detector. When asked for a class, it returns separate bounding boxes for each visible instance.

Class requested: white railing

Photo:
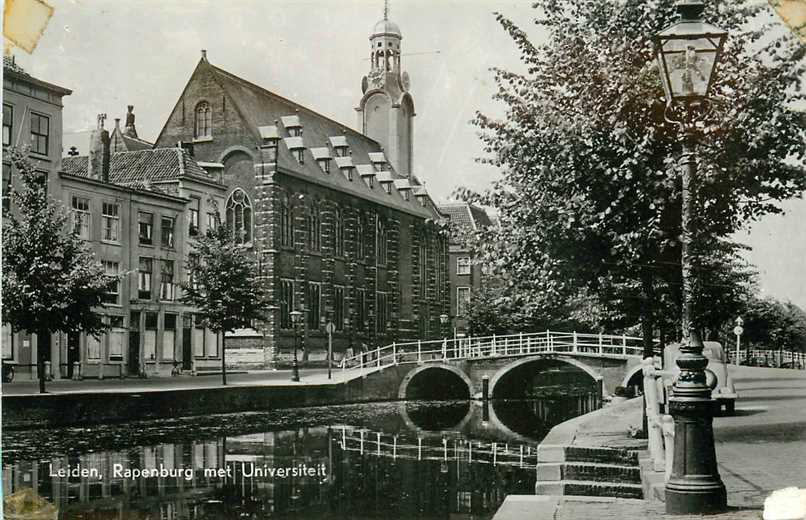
[726,348,806,368]
[339,330,649,374]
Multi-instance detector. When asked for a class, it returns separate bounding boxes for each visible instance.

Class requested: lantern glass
[655,3,727,103]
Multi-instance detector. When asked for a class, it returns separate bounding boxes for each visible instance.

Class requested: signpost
[733,317,744,367]
[325,321,335,379]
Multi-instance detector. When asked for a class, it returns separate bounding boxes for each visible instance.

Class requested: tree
[459,1,806,351]
[2,149,112,393]
[737,297,806,355]
[181,210,272,385]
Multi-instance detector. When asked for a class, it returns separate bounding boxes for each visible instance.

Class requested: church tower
[356,3,414,176]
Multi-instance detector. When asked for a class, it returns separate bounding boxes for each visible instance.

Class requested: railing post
[417,340,422,363]
[520,332,524,355]
[622,334,627,356]
[377,349,381,368]
[492,334,497,356]
[598,332,603,355]
[393,342,397,365]
[573,331,578,353]
[546,329,551,351]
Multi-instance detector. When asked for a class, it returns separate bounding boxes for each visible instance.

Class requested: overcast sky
[11,0,806,311]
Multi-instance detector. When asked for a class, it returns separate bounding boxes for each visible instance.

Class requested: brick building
[438,202,494,336]
[2,53,229,380]
[154,15,449,366]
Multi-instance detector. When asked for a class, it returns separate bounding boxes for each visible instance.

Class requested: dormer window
[281,115,302,137]
[335,156,354,181]
[334,146,349,157]
[295,149,305,164]
[329,136,350,157]
[373,162,386,172]
[345,167,354,181]
[284,136,305,165]
[403,190,410,201]
[318,159,331,173]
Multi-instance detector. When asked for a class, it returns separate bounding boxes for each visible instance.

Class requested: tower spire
[384,0,388,21]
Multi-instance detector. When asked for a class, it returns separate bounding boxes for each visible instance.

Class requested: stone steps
[534,479,644,499]
[537,461,641,484]
[536,445,643,499]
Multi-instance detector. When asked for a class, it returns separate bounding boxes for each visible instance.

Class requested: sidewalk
[497,365,806,519]
[1,367,340,396]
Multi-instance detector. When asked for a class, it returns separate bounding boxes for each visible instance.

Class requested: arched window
[280,193,294,248]
[355,213,365,260]
[195,101,212,138]
[333,206,344,256]
[306,203,321,251]
[225,188,252,244]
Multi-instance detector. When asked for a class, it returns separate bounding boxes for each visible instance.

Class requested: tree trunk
[221,333,227,386]
[640,269,655,360]
[37,329,48,393]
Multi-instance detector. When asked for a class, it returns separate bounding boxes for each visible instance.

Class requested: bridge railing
[725,348,806,367]
[339,330,648,373]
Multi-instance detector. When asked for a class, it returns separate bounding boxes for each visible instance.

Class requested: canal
[2,376,600,519]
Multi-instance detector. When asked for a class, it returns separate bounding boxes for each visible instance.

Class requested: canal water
[3,391,600,519]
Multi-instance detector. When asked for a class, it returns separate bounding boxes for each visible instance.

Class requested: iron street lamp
[290,310,302,382]
[655,0,728,514]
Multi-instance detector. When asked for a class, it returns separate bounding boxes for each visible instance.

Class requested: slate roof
[439,202,493,234]
[61,148,216,188]
[191,60,437,219]
[111,127,154,152]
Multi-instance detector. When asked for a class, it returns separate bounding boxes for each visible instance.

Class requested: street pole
[326,320,334,380]
[665,133,726,514]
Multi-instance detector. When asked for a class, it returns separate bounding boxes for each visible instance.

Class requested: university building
[2,56,229,380]
[153,15,449,365]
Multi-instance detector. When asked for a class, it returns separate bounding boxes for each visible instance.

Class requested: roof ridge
[176,148,186,177]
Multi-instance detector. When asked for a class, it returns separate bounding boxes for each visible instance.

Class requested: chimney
[123,105,138,138]
[88,114,111,182]
[178,140,194,157]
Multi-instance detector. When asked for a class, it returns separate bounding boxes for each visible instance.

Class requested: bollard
[72,362,81,381]
[98,362,104,380]
[482,375,490,401]
[643,359,665,471]
[662,414,675,482]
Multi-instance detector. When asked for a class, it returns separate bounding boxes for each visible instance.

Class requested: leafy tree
[2,149,112,393]
[181,210,272,385]
[459,1,806,351]
[736,297,806,355]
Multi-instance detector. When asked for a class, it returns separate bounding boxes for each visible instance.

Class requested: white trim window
[195,101,212,139]
[102,261,120,305]
[457,286,471,316]
[226,188,252,244]
[102,202,120,242]
[72,196,91,240]
[457,256,471,276]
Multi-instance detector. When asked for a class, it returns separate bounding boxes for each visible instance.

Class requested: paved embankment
[1,367,408,429]
[496,365,806,520]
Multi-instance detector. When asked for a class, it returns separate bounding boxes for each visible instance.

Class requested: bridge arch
[488,355,603,399]
[397,401,473,436]
[398,364,475,400]
[621,364,645,390]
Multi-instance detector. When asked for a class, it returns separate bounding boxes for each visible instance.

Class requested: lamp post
[655,1,728,513]
[440,313,449,359]
[290,310,302,382]
[733,316,744,367]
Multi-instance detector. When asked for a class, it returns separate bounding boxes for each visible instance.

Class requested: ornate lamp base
[665,398,727,514]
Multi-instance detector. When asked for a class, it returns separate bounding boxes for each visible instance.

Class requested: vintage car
[662,340,738,414]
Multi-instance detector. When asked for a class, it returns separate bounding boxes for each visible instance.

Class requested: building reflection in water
[3,391,600,519]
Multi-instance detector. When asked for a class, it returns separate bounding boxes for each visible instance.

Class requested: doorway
[182,316,192,371]
[66,332,80,378]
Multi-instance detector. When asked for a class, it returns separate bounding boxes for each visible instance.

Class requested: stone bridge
[338,331,650,400]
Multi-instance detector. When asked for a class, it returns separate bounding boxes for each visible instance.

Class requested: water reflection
[3,392,600,519]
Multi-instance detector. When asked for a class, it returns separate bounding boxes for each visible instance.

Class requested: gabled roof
[439,202,493,234]
[174,58,437,219]
[61,148,219,188]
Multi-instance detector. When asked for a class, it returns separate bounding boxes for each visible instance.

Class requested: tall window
[376,292,388,333]
[419,241,428,296]
[138,212,153,245]
[280,194,294,248]
[294,148,305,164]
[109,316,125,360]
[102,202,119,242]
[226,189,252,244]
[188,198,200,237]
[280,279,295,329]
[138,257,153,299]
[355,214,365,261]
[161,216,175,248]
[333,207,344,256]
[376,217,388,266]
[194,101,212,138]
[102,261,120,305]
[306,204,321,251]
[334,286,345,331]
[72,196,90,240]
[160,260,175,301]
[457,287,471,316]
[457,256,471,276]
[307,282,322,329]
[207,212,217,231]
[30,112,49,155]
[144,312,158,360]
[356,288,366,331]
[3,104,12,146]
[188,253,200,290]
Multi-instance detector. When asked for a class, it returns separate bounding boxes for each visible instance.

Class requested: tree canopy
[459,0,806,342]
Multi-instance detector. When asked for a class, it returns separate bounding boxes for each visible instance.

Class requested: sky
[9,0,806,310]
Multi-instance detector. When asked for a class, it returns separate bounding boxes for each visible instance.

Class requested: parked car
[662,340,738,414]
